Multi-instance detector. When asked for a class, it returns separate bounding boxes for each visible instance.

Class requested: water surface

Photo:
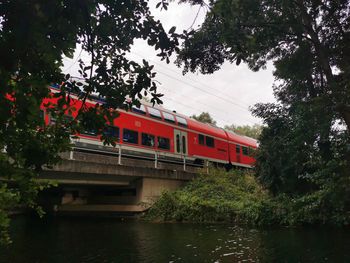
[1,216,350,262]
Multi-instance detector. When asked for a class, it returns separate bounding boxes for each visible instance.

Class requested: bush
[146,169,274,225]
[145,168,350,226]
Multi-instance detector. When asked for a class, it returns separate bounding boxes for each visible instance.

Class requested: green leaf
[169,26,176,34]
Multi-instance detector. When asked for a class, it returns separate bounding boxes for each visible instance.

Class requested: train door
[236,144,241,163]
[174,129,188,156]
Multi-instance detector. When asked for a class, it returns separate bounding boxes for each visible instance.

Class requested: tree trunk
[297,0,350,135]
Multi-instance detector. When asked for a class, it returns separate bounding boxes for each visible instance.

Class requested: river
[1,216,350,263]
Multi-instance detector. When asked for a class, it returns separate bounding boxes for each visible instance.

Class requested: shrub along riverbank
[145,169,350,226]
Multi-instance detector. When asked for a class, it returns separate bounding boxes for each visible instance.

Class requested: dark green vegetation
[0,0,179,244]
[147,169,350,226]
[177,0,350,223]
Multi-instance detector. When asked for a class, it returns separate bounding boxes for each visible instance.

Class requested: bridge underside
[38,151,198,215]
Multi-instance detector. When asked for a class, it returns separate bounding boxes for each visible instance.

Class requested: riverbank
[145,169,350,226]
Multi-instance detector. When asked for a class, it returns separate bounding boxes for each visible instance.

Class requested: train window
[248,147,255,156]
[158,137,170,150]
[176,116,187,127]
[103,126,120,141]
[176,134,180,153]
[205,136,214,148]
[142,133,155,147]
[50,114,73,125]
[132,105,146,115]
[242,146,249,156]
[182,136,186,154]
[163,112,175,124]
[148,107,162,119]
[236,145,240,154]
[123,129,138,144]
[81,127,98,137]
[79,116,98,137]
[198,134,205,145]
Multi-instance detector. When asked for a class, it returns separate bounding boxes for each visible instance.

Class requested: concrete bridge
[39,147,200,214]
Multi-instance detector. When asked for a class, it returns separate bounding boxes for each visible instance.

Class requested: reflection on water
[1,216,350,263]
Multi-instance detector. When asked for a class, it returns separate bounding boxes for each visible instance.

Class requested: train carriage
[42,86,257,169]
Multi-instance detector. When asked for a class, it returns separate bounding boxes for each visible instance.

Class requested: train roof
[154,102,258,147]
[149,103,230,139]
[225,130,258,147]
[49,85,258,146]
[186,118,227,138]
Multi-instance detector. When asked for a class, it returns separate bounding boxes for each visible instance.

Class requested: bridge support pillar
[61,189,88,205]
[136,177,185,206]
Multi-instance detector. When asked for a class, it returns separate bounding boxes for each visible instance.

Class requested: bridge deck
[37,150,200,214]
[41,151,198,185]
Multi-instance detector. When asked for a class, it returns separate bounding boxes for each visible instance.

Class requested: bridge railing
[67,140,205,173]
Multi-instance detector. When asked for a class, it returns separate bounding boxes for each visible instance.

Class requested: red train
[42,86,257,169]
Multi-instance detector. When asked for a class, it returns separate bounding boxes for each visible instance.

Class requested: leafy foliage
[146,169,350,226]
[0,184,19,245]
[252,100,350,199]
[190,111,217,125]
[146,169,271,224]
[177,0,350,130]
[0,0,180,244]
[177,0,350,217]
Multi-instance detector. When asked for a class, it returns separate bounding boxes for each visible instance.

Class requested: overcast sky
[62,1,276,128]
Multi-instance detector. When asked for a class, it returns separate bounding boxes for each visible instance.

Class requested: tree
[176,0,350,198]
[0,0,179,244]
[190,112,217,125]
[177,0,350,133]
[224,124,262,139]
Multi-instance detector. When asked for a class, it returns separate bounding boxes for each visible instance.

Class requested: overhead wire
[186,4,203,31]
[64,47,83,73]
[64,47,255,112]
[66,49,253,112]
[129,52,258,125]
[156,69,250,112]
[63,49,259,125]
[164,99,257,126]
[160,87,257,125]
[158,83,242,114]
[131,51,251,109]
[163,97,237,126]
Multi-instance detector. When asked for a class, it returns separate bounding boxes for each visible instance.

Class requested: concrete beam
[43,159,197,181]
[58,204,146,213]
[38,178,131,186]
